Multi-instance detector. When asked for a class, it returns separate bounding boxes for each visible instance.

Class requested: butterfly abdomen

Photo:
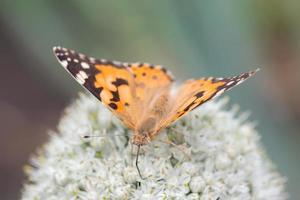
[137,117,156,134]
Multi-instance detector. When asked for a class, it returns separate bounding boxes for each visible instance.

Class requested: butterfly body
[53,46,259,147]
[134,90,171,145]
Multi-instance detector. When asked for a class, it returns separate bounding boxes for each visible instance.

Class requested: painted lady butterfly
[53,46,259,178]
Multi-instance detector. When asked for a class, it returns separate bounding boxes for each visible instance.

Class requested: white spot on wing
[81,62,90,69]
[226,81,235,86]
[155,65,162,70]
[76,71,88,84]
[79,70,88,79]
[236,79,245,85]
[79,53,85,59]
[112,61,121,66]
[76,76,85,84]
[89,57,96,63]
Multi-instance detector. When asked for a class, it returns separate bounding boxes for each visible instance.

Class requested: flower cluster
[21,94,287,200]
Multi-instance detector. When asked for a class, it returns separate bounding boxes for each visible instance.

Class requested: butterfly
[53,46,259,178]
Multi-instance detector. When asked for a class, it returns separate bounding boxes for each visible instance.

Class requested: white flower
[21,93,287,200]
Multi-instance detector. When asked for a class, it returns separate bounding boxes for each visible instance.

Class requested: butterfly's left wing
[53,46,174,129]
[154,69,259,133]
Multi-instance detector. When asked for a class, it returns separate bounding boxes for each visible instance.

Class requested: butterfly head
[132,133,151,146]
[132,117,157,145]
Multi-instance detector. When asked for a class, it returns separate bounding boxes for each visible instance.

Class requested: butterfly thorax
[132,92,170,145]
[132,117,156,145]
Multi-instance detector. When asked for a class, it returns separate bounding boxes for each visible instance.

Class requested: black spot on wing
[112,78,128,87]
[195,91,205,98]
[177,112,185,118]
[108,103,118,110]
[183,102,195,112]
[181,91,205,113]
[110,90,120,102]
[109,78,129,103]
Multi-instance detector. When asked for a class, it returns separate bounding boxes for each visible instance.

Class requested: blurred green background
[1,1,300,199]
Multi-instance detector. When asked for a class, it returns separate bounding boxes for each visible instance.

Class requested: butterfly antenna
[82,135,102,138]
[135,145,145,180]
[82,134,125,138]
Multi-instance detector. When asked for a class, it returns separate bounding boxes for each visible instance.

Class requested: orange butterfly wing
[53,47,174,129]
[158,69,259,129]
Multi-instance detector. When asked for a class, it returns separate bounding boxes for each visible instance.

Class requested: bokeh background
[1,1,300,199]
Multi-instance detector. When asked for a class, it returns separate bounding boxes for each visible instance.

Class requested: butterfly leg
[135,145,145,180]
[158,139,192,160]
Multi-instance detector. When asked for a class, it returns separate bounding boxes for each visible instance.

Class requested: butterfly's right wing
[155,69,259,133]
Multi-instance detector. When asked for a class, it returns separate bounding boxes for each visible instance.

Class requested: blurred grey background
[1,1,300,199]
